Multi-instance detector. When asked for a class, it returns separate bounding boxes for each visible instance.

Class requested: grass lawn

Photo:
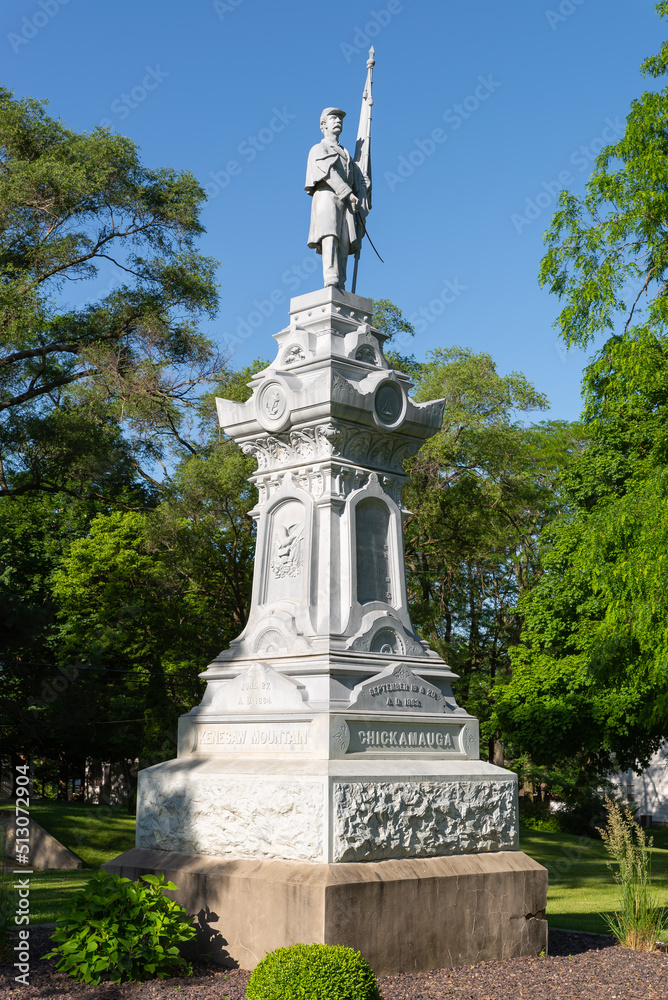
[3,869,101,924]
[1,800,137,924]
[0,800,135,868]
[520,825,668,936]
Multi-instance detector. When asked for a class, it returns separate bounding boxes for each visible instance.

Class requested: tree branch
[0,368,98,411]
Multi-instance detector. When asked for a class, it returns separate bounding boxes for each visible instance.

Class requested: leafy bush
[44,871,195,983]
[597,797,667,950]
[518,798,564,833]
[246,942,383,1000]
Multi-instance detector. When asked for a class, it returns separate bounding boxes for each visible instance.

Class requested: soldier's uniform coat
[305,139,367,255]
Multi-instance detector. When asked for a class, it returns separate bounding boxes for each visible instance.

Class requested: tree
[0,86,221,504]
[494,336,668,792]
[34,362,262,783]
[0,489,143,796]
[496,5,668,808]
[540,1,668,350]
[387,345,585,754]
[372,298,415,345]
[0,358,261,796]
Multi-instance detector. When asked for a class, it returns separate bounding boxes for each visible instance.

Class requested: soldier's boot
[337,243,348,290]
[322,236,340,287]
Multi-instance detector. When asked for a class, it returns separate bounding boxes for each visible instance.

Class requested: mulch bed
[1,925,667,998]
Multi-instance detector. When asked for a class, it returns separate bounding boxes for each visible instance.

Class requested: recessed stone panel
[347,721,462,755]
[356,498,392,604]
[264,498,305,603]
[190,722,312,754]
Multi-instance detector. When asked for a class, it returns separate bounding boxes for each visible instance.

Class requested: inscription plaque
[211,662,309,712]
[348,722,461,754]
[356,499,392,604]
[192,722,311,753]
[349,663,448,713]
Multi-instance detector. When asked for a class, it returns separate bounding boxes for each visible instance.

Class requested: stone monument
[106,51,547,973]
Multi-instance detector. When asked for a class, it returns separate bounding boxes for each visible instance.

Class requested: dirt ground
[2,926,667,999]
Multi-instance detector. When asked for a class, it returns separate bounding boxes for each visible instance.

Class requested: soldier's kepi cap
[320,107,346,124]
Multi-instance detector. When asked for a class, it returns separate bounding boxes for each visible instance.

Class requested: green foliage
[246,943,382,1000]
[0,85,221,503]
[494,333,668,798]
[394,346,582,754]
[518,797,564,834]
[371,298,414,343]
[1,355,259,781]
[597,798,666,950]
[539,4,668,351]
[44,871,195,984]
[504,14,668,799]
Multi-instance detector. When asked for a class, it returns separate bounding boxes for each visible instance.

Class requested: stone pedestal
[105,849,547,973]
[105,287,547,969]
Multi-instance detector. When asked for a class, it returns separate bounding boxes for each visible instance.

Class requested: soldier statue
[305,107,370,290]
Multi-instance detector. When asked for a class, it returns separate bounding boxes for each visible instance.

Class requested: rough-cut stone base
[103,848,547,973]
[135,757,518,863]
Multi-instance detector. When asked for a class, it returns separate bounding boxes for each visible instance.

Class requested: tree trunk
[57,755,69,800]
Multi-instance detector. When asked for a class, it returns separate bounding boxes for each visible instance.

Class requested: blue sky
[1,0,663,422]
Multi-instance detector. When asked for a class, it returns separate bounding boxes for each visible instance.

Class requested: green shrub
[44,871,195,983]
[519,799,564,834]
[246,943,383,1000]
[597,797,667,950]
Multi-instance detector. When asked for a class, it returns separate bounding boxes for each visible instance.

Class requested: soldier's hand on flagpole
[350,195,359,212]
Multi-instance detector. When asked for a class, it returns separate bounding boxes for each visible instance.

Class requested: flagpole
[352,47,374,294]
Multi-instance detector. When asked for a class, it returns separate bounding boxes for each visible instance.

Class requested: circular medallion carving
[374,381,404,428]
[257,380,290,432]
[254,628,288,654]
[462,725,477,754]
[371,628,404,655]
[331,720,351,754]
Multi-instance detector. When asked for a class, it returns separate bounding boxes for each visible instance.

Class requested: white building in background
[610,743,668,826]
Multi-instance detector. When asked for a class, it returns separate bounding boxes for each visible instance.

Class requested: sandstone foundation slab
[103,848,548,973]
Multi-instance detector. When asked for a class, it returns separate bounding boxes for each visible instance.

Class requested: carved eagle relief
[270,523,304,579]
